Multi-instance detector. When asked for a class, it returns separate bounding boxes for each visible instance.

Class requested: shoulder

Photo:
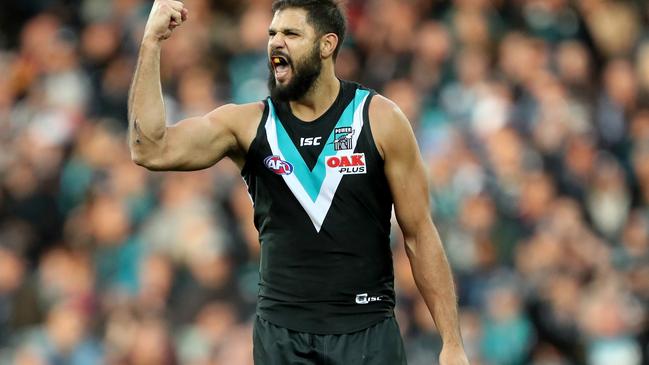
[205,101,265,142]
[205,101,266,161]
[368,94,402,120]
[205,101,266,128]
[367,94,414,159]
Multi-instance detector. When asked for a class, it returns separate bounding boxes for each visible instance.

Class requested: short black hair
[271,0,346,59]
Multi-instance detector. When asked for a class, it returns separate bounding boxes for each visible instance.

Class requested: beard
[268,43,322,102]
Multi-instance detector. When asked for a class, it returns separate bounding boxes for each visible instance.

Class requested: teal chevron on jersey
[270,89,370,202]
[265,88,370,231]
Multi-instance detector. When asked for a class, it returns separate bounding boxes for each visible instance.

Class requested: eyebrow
[268,27,302,34]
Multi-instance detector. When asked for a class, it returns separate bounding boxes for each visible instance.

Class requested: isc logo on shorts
[355,293,383,304]
[326,153,366,175]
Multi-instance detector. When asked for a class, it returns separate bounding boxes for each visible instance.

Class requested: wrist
[141,35,163,49]
[442,340,464,350]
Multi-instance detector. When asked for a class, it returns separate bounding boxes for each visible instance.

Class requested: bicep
[162,113,235,170]
[151,103,248,171]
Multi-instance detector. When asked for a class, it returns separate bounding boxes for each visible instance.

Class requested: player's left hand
[439,344,470,365]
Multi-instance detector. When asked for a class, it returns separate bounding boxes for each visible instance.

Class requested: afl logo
[264,155,294,175]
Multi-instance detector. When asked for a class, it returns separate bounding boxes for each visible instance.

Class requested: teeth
[273,57,281,64]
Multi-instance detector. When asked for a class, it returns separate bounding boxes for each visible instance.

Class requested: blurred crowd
[0,0,648,364]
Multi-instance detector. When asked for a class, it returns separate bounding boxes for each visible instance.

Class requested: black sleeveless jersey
[241,80,395,334]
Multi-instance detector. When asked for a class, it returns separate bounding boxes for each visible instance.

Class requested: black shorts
[253,315,407,365]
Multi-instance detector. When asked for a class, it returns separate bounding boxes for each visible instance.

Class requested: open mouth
[271,55,291,82]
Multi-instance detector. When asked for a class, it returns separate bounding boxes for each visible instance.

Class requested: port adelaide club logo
[264,155,294,175]
[333,127,354,151]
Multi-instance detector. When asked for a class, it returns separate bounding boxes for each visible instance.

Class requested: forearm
[405,221,463,348]
[128,37,167,163]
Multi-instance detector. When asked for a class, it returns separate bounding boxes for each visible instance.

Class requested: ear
[320,33,339,59]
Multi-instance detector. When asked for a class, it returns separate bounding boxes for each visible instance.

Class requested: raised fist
[143,0,188,41]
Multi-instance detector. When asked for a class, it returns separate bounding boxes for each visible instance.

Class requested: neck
[289,65,339,122]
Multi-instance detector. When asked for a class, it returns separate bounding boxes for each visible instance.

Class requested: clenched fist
[143,0,188,41]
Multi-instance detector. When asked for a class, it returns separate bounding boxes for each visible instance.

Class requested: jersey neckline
[272,79,354,128]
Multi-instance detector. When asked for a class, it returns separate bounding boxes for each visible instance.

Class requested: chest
[256,92,376,231]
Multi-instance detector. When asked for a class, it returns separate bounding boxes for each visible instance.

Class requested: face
[267,8,323,101]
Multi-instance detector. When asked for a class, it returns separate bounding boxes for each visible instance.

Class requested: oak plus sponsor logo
[264,155,294,175]
[326,153,366,175]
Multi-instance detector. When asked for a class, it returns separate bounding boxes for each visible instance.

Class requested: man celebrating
[129,0,469,364]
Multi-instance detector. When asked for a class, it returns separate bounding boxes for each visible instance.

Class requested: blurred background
[0,0,648,364]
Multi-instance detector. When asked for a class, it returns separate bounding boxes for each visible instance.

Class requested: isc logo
[264,155,294,175]
[300,137,322,146]
[355,293,383,304]
[326,153,366,175]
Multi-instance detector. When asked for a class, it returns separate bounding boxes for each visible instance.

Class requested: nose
[269,32,286,51]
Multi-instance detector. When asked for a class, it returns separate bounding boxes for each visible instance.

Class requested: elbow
[130,148,166,171]
[131,154,151,169]
[402,228,421,253]
[130,151,152,169]
[132,157,165,171]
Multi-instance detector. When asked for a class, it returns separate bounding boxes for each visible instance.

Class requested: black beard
[268,44,322,102]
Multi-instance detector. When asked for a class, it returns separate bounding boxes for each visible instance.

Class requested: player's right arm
[128,0,257,171]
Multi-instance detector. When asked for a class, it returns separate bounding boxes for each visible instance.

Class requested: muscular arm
[129,39,231,171]
[370,96,468,364]
[128,0,257,171]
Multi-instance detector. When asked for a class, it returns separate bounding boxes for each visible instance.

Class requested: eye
[268,30,276,37]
